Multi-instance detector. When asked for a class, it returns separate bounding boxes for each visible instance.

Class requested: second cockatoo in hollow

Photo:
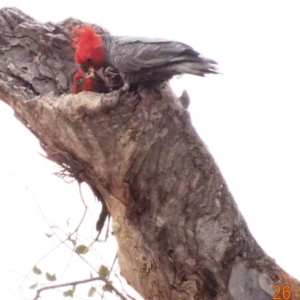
[73,26,219,92]
[73,68,110,94]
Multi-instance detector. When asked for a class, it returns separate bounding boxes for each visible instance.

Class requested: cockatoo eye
[76,78,83,85]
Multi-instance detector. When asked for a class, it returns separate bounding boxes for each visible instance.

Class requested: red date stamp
[273,285,291,300]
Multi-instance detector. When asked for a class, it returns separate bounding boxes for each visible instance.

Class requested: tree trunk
[0,7,299,300]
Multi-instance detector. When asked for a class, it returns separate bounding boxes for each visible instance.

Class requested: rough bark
[0,7,299,300]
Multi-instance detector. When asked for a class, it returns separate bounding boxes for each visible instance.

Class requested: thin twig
[33,276,128,300]
[115,273,137,300]
[101,253,118,299]
[6,175,93,299]
[74,182,88,239]
[105,214,111,240]
[108,254,117,280]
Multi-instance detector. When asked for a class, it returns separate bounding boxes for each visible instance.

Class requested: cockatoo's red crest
[72,25,104,68]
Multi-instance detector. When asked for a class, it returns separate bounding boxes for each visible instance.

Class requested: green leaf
[63,289,73,297]
[102,281,113,292]
[63,285,76,297]
[75,244,89,255]
[68,236,76,246]
[70,239,76,246]
[88,286,96,297]
[33,266,42,275]
[45,272,57,281]
[98,265,109,278]
[29,283,38,289]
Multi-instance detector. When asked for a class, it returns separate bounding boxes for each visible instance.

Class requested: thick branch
[1,7,300,300]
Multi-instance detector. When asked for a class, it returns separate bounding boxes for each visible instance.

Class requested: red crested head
[73,69,96,94]
[73,69,85,94]
[72,25,105,70]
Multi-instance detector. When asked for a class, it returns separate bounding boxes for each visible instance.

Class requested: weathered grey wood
[0,7,299,300]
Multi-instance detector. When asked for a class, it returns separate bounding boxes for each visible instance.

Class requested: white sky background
[0,0,300,299]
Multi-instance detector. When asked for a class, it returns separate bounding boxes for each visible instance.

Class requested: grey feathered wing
[107,36,218,76]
